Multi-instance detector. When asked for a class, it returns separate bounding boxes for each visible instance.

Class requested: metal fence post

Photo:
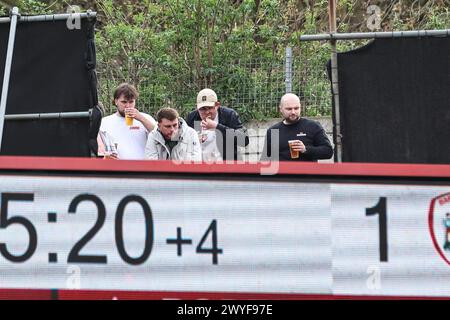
[328,0,343,162]
[330,42,342,163]
[0,7,20,151]
[285,47,293,93]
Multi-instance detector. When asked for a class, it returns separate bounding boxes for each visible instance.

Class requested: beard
[283,115,300,124]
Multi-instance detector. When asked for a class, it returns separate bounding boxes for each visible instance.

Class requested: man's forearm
[139,116,155,132]
[305,145,333,160]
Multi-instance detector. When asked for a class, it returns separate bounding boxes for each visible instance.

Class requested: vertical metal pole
[285,46,293,93]
[328,0,342,162]
[0,7,20,151]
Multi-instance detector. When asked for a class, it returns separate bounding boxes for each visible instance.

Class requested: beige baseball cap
[196,88,218,109]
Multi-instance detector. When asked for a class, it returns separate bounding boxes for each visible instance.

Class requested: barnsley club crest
[429,192,450,265]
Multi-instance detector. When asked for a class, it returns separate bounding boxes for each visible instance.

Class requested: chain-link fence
[296,42,333,117]
[97,45,333,122]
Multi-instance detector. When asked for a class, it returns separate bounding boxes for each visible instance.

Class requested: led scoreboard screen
[0,157,449,299]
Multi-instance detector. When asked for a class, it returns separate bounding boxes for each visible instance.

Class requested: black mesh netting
[334,36,450,164]
[0,16,97,157]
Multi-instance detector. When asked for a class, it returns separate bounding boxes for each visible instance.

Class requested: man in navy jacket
[186,88,249,161]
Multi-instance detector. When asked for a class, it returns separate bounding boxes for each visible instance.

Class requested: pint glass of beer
[288,140,299,159]
[125,115,133,126]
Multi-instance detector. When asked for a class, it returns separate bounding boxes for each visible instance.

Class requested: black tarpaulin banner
[0,16,97,157]
[336,37,450,164]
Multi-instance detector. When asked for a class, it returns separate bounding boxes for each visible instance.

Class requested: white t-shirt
[100,112,156,160]
[201,113,223,162]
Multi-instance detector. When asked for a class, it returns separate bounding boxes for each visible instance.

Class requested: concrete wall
[242,117,334,163]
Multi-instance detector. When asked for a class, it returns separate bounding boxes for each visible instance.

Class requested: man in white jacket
[145,107,202,162]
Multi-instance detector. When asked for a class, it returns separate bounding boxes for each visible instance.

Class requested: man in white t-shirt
[100,83,156,160]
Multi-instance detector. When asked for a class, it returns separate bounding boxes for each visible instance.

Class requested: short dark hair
[156,107,179,122]
[113,83,139,102]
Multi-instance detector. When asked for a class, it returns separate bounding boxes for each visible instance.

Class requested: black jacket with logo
[261,118,333,161]
[186,106,249,161]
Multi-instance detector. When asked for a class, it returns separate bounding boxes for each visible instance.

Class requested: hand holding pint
[288,140,302,159]
[104,151,119,160]
[125,108,134,126]
[103,142,118,160]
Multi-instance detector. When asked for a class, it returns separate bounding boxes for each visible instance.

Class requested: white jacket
[145,118,202,161]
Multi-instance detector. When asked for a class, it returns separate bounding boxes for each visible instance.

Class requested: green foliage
[19,0,51,14]
[94,0,297,121]
[1,0,449,121]
[0,0,55,15]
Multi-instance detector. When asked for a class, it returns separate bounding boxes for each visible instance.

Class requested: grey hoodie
[145,118,202,161]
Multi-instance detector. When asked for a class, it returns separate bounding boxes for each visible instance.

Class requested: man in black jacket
[261,93,333,162]
[186,88,249,161]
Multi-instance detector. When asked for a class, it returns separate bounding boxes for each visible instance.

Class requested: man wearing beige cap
[186,88,249,161]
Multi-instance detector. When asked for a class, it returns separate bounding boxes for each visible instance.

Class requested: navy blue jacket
[186,106,249,161]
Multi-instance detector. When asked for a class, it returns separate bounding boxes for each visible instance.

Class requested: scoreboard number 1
[366,197,388,262]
